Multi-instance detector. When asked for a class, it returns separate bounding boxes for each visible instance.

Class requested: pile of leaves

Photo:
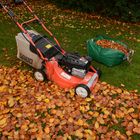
[96,40,128,54]
[0,66,140,139]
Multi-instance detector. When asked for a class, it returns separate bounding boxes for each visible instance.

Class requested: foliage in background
[50,0,140,22]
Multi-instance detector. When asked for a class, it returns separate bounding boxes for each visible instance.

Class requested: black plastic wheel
[95,68,102,78]
[75,84,91,98]
[34,70,46,82]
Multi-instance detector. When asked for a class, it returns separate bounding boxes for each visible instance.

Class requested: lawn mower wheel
[75,84,90,98]
[34,70,46,82]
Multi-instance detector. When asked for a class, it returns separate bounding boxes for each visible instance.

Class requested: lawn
[0,1,140,139]
[0,1,140,91]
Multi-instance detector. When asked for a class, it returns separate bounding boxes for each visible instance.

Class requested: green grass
[0,1,140,91]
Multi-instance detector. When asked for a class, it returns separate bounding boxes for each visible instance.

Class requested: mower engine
[58,53,92,78]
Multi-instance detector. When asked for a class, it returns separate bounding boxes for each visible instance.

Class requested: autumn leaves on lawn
[0,66,140,139]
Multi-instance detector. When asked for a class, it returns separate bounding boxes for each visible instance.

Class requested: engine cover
[58,53,92,78]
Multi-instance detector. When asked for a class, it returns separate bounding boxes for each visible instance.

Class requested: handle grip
[0,2,3,9]
[14,0,23,4]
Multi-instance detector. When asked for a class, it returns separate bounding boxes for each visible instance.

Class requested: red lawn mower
[0,0,100,98]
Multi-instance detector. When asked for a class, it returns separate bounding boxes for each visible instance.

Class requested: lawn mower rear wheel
[34,70,46,82]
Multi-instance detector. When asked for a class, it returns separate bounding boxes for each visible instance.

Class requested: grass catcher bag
[87,35,134,67]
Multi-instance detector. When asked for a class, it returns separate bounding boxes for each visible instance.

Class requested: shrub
[50,0,140,22]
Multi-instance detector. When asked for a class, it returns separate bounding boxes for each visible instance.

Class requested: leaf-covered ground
[0,0,140,91]
[0,66,140,140]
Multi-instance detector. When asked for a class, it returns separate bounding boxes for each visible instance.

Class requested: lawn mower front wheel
[34,70,46,82]
[75,84,91,98]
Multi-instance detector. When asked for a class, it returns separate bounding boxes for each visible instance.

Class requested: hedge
[50,0,140,22]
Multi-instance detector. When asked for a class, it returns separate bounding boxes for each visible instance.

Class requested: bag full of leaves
[87,35,134,67]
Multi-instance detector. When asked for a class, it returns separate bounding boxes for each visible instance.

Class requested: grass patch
[131,134,140,140]
[111,124,126,134]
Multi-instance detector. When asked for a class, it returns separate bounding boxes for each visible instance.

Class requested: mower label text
[19,53,33,65]
[61,72,71,80]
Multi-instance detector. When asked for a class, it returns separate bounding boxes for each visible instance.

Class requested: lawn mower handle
[0,1,61,47]
[0,2,3,8]
[0,0,65,60]
[0,2,16,21]
[22,1,62,50]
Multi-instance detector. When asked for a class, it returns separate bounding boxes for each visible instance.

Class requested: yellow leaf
[116,88,122,94]
[115,130,121,136]
[36,96,42,101]
[75,129,83,138]
[1,101,7,106]
[101,82,107,85]
[88,111,93,115]
[98,118,105,125]
[127,108,134,114]
[21,124,28,131]
[93,112,99,117]
[121,84,125,87]
[104,110,110,115]
[86,134,96,140]
[68,117,74,123]
[133,119,138,125]
[16,113,22,118]
[44,98,50,103]
[0,109,10,115]
[49,118,55,123]
[0,86,7,92]
[123,90,130,95]
[8,97,15,107]
[95,121,99,129]
[86,98,92,102]
[102,108,110,115]
[84,129,93,135]
[0,118,7,126]
[0,115,4,120]
[15,96,20,101]
[95,103,100,107]
[77,119,84,126]
[70,89,75,97]
[112,114,116,119]
[134,89,138,93]
[90,95,94,99]
[44,126,50,134]
[80,106,85,113]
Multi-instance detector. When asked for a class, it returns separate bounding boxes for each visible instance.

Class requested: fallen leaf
[95,121,99,129]
[44,126,50,134]
[0,118,7,126]
[75,129,83,138]
[133,127,140,134]
[8,97,15,107]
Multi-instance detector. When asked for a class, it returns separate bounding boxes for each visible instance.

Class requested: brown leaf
[133,127,140,134]
[44,126,50,134]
